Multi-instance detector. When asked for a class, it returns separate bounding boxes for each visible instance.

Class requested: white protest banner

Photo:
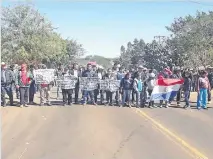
[79,77,100,91]
[56,75,78,89]
[100,79,120,92]
[35,69,55,84]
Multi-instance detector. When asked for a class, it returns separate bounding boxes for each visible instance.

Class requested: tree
[119,11,213,70]
[1,3,85,66]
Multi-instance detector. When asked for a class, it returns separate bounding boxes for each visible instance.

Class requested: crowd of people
[1,61,213,110]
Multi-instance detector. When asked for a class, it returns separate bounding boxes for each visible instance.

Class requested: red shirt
[21,71,28,85]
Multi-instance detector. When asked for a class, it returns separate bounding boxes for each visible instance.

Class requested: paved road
[1,91,213,159]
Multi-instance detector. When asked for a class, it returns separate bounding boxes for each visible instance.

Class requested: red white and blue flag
[150,79,184,101]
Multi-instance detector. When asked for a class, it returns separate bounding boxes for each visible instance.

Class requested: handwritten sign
[79,77,100,91]
[56,75,78,89]
[100,80,120,92]
[35,69,55,84]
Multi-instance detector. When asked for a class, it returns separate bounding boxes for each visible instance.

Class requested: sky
[2,0,213,58]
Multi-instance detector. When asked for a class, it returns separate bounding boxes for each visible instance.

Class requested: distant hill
[76,55,117,69]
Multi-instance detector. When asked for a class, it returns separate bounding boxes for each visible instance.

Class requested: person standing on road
[207,68,213,104]
[15,64,33,107]
[1,62,15,107]
[146,71,156,108]
[103,68,117,106]
[55,63,64,99]
[29,65,36,105]
[39,65,52,106]
[158,68,171,108]
[82,63,98,105]
[120,73,133,107]
[183,71,192,109]
[61,68,73,106]
[197,71,211,110]
[169,67,182,106]
[92,64,100,104]
[133,72,143,108]
[69,63,82,104]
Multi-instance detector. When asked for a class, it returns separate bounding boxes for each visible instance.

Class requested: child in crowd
[197,71,211,110]
[183,71,192,109]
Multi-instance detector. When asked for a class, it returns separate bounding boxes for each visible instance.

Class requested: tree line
[1,4,85,67]
[118,11,213,70]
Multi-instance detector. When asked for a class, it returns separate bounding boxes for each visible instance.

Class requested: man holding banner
[81,63,98,105]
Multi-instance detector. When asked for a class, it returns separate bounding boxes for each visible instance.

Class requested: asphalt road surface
[1,91,213,159]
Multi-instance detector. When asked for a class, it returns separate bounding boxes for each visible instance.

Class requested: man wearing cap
[1,62,15,106]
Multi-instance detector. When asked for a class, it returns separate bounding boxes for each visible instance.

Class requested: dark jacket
[1,69,15,86]
[183,77,192,91]
[121,78,133,90]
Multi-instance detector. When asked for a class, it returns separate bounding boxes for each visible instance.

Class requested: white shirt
[73,70,78,77]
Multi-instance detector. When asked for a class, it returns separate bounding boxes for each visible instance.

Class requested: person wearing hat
[1,62,15,106]
[15,63,33,107]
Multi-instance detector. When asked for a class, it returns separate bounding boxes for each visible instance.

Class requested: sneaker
[47,103,52,106]
[165,105,169,108]
[197,107,201,110]
[109,103,114,106]
[149,106,153,109]
[177,103,181,106]
[203,107,208,110]
[24,104,29,107]
[153,105,157,108]
[184,105,190,109]
[29,102,34,105]
[208,101,211,104]
[136,105,140,108]
[20,105,24,108]
[93,103,97,106]
[159,105,163,108]
[68,103,72,106]
[63,103,67,106]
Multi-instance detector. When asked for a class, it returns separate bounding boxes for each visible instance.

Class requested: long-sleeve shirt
[197,77,210,91]
[121,78,132,90]
[183,77,192,91]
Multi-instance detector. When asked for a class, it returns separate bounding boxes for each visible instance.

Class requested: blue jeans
[1,86,13,105]
[197,88,207,108]
[122,90,131,105]
[82,90,94,104]
[184,90,190,106]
